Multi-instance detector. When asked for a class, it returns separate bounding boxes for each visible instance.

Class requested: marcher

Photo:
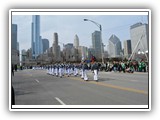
[91,61,99,82]
[58,64,62,78]
[83,62,89,81]
[55,64,59,77]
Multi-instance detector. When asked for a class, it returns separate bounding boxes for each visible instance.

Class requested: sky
[12,13,148,53]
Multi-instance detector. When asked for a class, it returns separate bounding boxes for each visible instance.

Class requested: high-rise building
[52,33,61,61]
[64,43,75,62]
[31,15,42,59]
[11,24,17,50]
[123,39,132,59]
[21,49,27,65]
[108,34,122,58]
[74,34,79,49]
[42,38,49,53]
[78,46,88,60]
[88,47,95,60]
[17,42,19,51]
[130,22,149,55]
[92,31,102,59]
[11,24,19,65]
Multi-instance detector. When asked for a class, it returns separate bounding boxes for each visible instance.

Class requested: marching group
[45,61,99,82]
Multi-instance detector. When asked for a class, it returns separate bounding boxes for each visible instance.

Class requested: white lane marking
[55,97,66,105]
[35,79,39,83]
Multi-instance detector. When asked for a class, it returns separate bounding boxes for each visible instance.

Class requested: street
[11,69,149,107]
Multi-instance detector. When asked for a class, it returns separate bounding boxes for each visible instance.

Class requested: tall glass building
[11,24,17,50]
[31,15,42,59]
[92,31,102,59]
[74,34,79,49]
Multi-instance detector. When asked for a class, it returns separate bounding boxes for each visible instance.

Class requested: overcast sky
[12,13,148,52]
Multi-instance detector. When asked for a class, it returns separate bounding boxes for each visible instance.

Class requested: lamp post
[84,19,104,63]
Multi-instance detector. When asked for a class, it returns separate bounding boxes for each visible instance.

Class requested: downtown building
[92,31,102,60]
[52,32,61,62]
[74,34,79,49]
[64,43,75,62]
[42,38,49,53]
[108,34,122,58]
[130,22,149,60]
[11,24,20,65]
[73,34,80,61]
[31,15,43,59]
[123,39,132,59]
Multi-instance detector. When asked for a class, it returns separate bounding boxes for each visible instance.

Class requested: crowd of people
[29,59,148,82]
[99,59,148,73]
[12,59,148,82]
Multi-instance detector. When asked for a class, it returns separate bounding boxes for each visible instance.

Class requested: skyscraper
[123,39,132,59]
[92,31,102,59]
[130,22,149,55]
[11,24,19,65]
[11,24,17,50]
[31,15,42,59]
[108,34,122,58]
[42,38,49,53]
[74,34,79,49]
[52,32,61,61]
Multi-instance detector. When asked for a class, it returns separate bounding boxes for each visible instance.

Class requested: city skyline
[12,13,148,54]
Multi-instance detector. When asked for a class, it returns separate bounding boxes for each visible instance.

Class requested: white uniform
[81,69,84,79]
[84,70,88,80]
[59,65,62,78]
[82,63,88,81]
[55,65,58,77]
[92,63,99,82]
[93,70,98,80]
[51,66,54,76]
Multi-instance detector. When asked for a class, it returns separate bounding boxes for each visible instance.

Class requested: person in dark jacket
[91,61,99,82]
[82,61,89,81]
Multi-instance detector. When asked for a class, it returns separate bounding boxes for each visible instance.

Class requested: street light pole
[84,19,104,63]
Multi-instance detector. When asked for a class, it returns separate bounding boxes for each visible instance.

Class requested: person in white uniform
[58,64,62,78]
[55,64,58,77]
[82,61,89,81]
[91,61,99,82]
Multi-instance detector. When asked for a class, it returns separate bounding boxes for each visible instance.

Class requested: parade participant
[82,61,89,81]
[91,61,99,82]
[67,63,71,77]
[46,65,49,74]
[80,62,84,79]
[49,65,52,75]
[58,64,63,78]
[61,63,65,76]
[55,64,59,77]
[74,63,79,76]
[51,65,54,76]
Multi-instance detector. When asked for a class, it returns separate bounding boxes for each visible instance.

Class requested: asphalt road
[12,69,149,106]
